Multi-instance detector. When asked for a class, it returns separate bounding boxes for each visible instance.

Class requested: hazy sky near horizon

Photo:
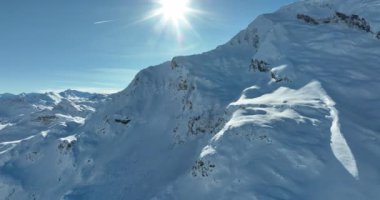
[0,0,294,94]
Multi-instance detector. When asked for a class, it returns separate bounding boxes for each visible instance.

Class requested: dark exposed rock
[271,72,291,83]
[377,32,380,39]
[114,118,131,125]
[187,116,202,135]
[335,12,371,32]
[191,160,216,177]
[58,140,74,155]
[297,12,373,34]
[171,59,179,69]
[348,15,371,32]
[178,80,188,91]
[297,14,319,25]
[321,19,330,24]
[250,59,271,72]
[335,12,349,21]
[36,115,57,124]
[187,114,222,135]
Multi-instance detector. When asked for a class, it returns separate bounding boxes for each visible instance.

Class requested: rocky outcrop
[297,11,376,35]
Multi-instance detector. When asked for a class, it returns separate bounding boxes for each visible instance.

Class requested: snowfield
[0,91,108,156]
[1,0,380,199]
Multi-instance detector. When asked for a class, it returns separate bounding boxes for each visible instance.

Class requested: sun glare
[159,0,190,22]
[144,0,200,41]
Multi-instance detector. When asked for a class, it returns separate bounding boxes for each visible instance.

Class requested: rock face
[1,0,380,199]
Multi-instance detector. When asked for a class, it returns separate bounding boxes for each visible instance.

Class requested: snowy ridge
[1,0,380,199]
[0,91,108,156]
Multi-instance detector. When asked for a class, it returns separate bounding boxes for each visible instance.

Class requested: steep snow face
[156,82,364,200]
[1,0,380,199]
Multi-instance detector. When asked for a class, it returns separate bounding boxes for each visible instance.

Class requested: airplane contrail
[94,20,115,25]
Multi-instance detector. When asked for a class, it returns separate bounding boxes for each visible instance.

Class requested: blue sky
[0,0,295,94]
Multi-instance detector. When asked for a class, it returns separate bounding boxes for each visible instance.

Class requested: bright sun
[144,0,199,41]
[158,0,191,22]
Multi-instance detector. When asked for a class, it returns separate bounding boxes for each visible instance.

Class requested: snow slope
[1,0,380,199]
[0,91,108,156]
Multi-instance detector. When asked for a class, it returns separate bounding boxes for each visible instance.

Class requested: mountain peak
[1,0,379,199]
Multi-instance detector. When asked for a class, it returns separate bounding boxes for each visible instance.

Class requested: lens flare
[144,0,201,42]
[159,0,190,22]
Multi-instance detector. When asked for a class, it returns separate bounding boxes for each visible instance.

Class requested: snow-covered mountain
[0,91,108,155]
[1,0,380,199]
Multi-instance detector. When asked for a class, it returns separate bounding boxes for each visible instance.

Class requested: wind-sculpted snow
[228,81,358,179]
[1,0,380,199]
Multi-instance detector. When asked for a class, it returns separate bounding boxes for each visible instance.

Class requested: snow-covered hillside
[0,91,108,155]
[1,0,380,199]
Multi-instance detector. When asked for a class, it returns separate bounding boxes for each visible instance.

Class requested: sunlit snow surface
[1,0,380,199]
[0,123,12,131]
[212,81,358,177]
